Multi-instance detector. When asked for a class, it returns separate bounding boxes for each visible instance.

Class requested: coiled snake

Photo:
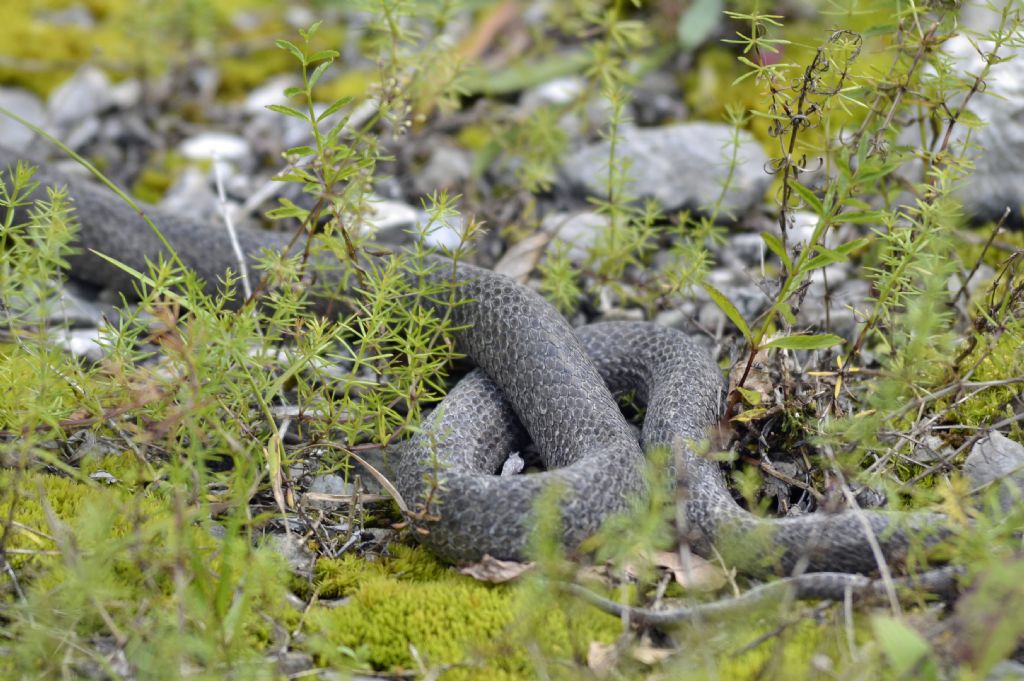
[1,145,946,576]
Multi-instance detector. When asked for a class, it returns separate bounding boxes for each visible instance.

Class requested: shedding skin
[0,145,949,578]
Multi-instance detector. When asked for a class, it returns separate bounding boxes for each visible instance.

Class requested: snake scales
[0,145,947,576]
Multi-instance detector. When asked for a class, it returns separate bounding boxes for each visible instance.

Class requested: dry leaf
[458,554,534,583]
[652,550,726,592]
[631,643,674,665]
[576,564,612,585]
[493,232,549,281]
[588,642,618,676]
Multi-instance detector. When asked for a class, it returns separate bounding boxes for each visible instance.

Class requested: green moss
[948,327,1024,426]
[0,469,105,573]
[719,617,851,680]
[303,546,620,678]
[307,552,391,598]
[218,46,296,100]
[956,226,1024,270]
[457,122,498,151]
[1,468,295,678]
[0,0,309,99]
[664,611,862,680]
[77,450,154,486]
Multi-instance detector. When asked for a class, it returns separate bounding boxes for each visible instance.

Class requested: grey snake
[0,145,948,579]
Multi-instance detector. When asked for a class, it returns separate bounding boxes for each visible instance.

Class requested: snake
[0,144,948,577]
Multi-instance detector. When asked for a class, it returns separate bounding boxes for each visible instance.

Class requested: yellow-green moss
[456,122,496,151]
[948,327,1024,426]
[663,610,863,680]
[0,0,306,99]
[302,545,621,679]
[1,468,296,678]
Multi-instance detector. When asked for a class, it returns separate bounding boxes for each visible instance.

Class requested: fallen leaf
[494,231,549,282]
[587,642,617,676]
[653,551,726,592]
[458,554,534,583]
[631,643,674,665]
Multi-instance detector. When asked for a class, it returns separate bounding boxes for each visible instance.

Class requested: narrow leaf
[788,181,823,214]
[872,616,938,681]
[732,407,769,423]
[702,283,752,342]
[309,60,333,89]
[275,39,304,63]
[836,210,883,224]
[736,386,763,406]
[763,334,844,350]
[677,0,723,50]
[308,49,339,63]
[777,301,796,325]
[284,145,316,157]
[265,104,309,122]
[803,238,867,271]
[761,232,792,272]
[318,96,354,123]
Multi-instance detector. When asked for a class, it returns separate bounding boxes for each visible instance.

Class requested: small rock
[108,79,142,110]
[55,327,105,362]
[963,432,1024,512]
[540,210,609,263]
[62,116,102,151]
[265,533,315,579]
[632,70,687,126]
[88,470,119,485]
[244,75,300,114]
[308,474,351,496]
[179,132,253,165]
[0,87,47,151]
[159,166,221,226]
[358,197,419,241]
[942,36,1024,226]
[697,283,770,332]
[413,142,472,195]
[48,66,113,125]
[912,434,954,464]
[276,652,315,677]
[37,4,96,28]
[727,232,768,267]
[500,452,525,477]
[50,281,107,327]
[705,270,771,317]
[797,277,869,338]
[986,660,1024,681]
[560,122,771,219]
[653,305,700,331]
[519,76,585,111]
[418,212,466,250]
[519,76,614,139]
[948,264,995,300]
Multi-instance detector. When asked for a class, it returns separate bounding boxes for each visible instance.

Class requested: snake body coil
[1,146,944,575]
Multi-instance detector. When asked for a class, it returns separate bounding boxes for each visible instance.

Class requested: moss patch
[303,546,621,678]
[0,0,315,99]
[0,468,296,679]
[949,326,1024,427]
